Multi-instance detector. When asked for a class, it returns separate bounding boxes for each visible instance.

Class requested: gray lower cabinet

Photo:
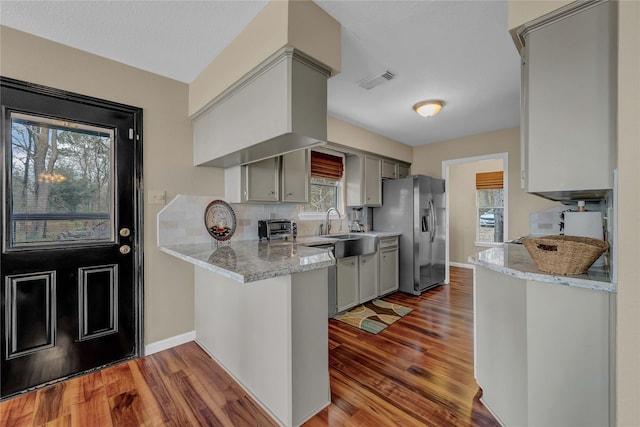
[378,237,399,295]
[358,252,378,303]
[336,250,381,313]
[336,256,358,312]
[475,266,614,426]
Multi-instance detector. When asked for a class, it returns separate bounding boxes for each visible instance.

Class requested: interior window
[476,171,504,244]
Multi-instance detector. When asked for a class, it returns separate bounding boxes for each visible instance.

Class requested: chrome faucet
[325,207,342,235]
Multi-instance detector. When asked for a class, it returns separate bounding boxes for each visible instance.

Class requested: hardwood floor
[307,266,498,427]
[1,266,498,426]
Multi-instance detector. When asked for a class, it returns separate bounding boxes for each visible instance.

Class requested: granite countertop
[160,240,335,283]
[159,232,401,284]
[469,243,615,293]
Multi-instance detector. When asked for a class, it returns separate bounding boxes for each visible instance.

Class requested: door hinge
[129,128,134,140]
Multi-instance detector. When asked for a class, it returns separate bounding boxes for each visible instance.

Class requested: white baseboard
[450,262,474,269]
[144,330,195,356]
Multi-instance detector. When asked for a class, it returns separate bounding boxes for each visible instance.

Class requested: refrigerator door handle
[429,199,436,242]
[421,214,428,232]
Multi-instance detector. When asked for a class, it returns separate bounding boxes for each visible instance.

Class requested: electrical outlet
[149,190,166,205]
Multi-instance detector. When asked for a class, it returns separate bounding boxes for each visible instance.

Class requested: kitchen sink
[325,234,377,258]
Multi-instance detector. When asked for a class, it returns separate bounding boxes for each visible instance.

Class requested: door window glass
[8,112,114,247]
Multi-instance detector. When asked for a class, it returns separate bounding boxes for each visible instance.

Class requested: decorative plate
[204,199,237,241]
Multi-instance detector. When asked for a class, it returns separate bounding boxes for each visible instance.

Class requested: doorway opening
[442,153,508,283]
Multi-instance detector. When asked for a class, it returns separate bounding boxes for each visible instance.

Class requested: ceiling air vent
[357,70,396,90]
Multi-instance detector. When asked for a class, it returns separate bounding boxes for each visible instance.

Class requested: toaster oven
[258,219,297,240]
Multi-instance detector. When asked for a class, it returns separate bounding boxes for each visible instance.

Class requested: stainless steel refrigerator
[373,175,446,295]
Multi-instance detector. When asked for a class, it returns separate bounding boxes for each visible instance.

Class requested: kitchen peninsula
[157,195,334,427]
[470,244,615,427]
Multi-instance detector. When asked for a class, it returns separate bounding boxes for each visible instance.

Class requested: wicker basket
[521,235,609,275]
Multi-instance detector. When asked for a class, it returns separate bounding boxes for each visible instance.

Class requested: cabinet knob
[287,192,293,196]
[270,191,275,195]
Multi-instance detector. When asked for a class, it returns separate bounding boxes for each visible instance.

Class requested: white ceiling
[0,0,521,147]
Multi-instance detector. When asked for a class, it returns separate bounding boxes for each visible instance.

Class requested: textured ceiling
[0,0,521,147]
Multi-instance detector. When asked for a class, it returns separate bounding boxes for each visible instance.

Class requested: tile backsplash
[157,194,350,245]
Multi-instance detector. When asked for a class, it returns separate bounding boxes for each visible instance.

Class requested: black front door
[0,78,143,399]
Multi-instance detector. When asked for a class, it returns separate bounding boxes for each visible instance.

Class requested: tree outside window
[9,113,113,247]
[305,178,339,212]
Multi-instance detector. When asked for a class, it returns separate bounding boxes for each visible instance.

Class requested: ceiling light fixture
[413,100,444,118]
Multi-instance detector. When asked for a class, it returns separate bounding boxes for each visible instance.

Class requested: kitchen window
[300,150,344,219]
[476,171,504,245]
[306,177,339,212]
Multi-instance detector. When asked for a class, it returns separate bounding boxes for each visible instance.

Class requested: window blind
[476,171,504,189]
[311,151,344,180]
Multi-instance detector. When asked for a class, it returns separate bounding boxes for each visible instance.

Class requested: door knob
[119,228,131,237]
[119,245,131,255]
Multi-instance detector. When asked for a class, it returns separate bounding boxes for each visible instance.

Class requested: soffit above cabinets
[192,49,331,168]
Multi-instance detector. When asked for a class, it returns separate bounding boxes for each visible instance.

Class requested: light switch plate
[148,190,166,205]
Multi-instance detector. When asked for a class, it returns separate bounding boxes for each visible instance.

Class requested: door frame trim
[0,76,144,361]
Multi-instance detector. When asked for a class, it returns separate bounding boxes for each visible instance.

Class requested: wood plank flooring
[1,266,498,426]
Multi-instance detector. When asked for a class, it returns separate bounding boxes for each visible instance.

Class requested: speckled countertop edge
[469,245,615,293]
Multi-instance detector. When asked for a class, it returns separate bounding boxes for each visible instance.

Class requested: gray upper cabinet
[381,159,398,180]
[244,157,280,202]
[346,154,382,207]
[225,150,310,203]
[398,163,410,179]
[281,149,310,203]
[519,0,616,199]
[364,156,382,205]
